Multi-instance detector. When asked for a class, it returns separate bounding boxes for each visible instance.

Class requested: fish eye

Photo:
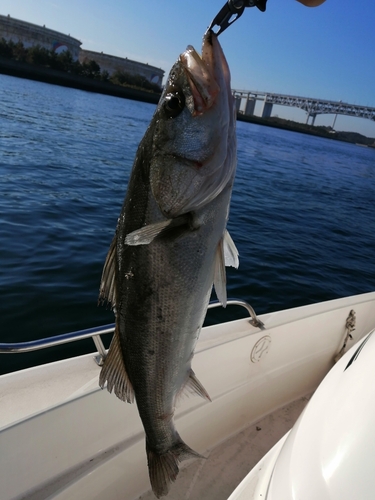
[164,91,185,118]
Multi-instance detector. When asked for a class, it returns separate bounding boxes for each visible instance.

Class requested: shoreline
[1,57,374,145]
[0,56,161,105]
[237,114,375,146]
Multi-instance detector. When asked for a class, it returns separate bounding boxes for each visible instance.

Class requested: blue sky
[2,0,375,137]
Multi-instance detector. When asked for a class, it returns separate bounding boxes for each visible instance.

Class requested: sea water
[1,74,374,374]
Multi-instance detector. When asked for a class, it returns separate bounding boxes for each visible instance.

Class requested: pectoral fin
[125,220,173,246]
[125,215,189,246]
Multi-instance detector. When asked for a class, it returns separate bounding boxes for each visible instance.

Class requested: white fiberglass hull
[229,322,375,500]
[1,291,375,500]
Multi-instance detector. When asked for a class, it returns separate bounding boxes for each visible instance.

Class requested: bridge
[232,90,375,126]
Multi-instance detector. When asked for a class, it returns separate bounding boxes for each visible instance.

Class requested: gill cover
[149,32,236,219]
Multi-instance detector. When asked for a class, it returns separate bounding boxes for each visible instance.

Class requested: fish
[98,30,238,498]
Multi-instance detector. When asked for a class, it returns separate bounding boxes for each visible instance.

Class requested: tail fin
[146,438,203,498]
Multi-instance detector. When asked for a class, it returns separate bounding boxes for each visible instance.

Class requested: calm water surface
[1,74,374,374]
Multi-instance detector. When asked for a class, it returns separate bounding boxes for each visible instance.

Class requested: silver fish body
[99,31,237,498]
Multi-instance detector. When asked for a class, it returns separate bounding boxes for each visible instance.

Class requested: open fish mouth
[180,31,223,115]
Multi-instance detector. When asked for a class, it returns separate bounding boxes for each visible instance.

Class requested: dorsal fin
[99,325,135,403]
[98,234,117,309]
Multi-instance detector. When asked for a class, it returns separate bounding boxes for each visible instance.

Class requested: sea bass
[99,31,238,498]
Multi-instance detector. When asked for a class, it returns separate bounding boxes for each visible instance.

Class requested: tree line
[0,38,161,93]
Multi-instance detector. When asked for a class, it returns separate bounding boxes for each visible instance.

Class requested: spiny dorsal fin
[98,234,117,309]
[99,325,134,403]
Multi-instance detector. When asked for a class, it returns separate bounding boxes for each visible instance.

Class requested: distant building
[79,49,164,87]
[0,14,81,60]
[0,14,165,86]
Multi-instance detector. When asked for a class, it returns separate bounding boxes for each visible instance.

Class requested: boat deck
[2,292,375,500]
[140,396,310,500]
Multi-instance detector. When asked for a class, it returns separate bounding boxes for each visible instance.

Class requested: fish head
[150,31,236,219]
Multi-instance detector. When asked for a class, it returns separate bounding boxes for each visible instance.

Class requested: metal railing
[0,324,111,361]
[207,299,264,329]
[0,299,264,365]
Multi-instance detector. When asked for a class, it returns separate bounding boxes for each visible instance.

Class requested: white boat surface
[1,291,375,500]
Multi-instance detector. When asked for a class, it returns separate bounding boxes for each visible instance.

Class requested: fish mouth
[179,31,226,116]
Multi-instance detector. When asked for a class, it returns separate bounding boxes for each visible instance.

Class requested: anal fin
[187,370,212,402]
[99,325,134,403]
[178,369,211,403]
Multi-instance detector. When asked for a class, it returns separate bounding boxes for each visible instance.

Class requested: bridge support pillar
[235,96,242,113]
[306,113,317,126]
[245,98,256,116]
[261,101,273,118]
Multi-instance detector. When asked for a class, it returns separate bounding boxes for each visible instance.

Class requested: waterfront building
[79,49,164,87]
[0,14,164,85]
[0,14,81,60]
